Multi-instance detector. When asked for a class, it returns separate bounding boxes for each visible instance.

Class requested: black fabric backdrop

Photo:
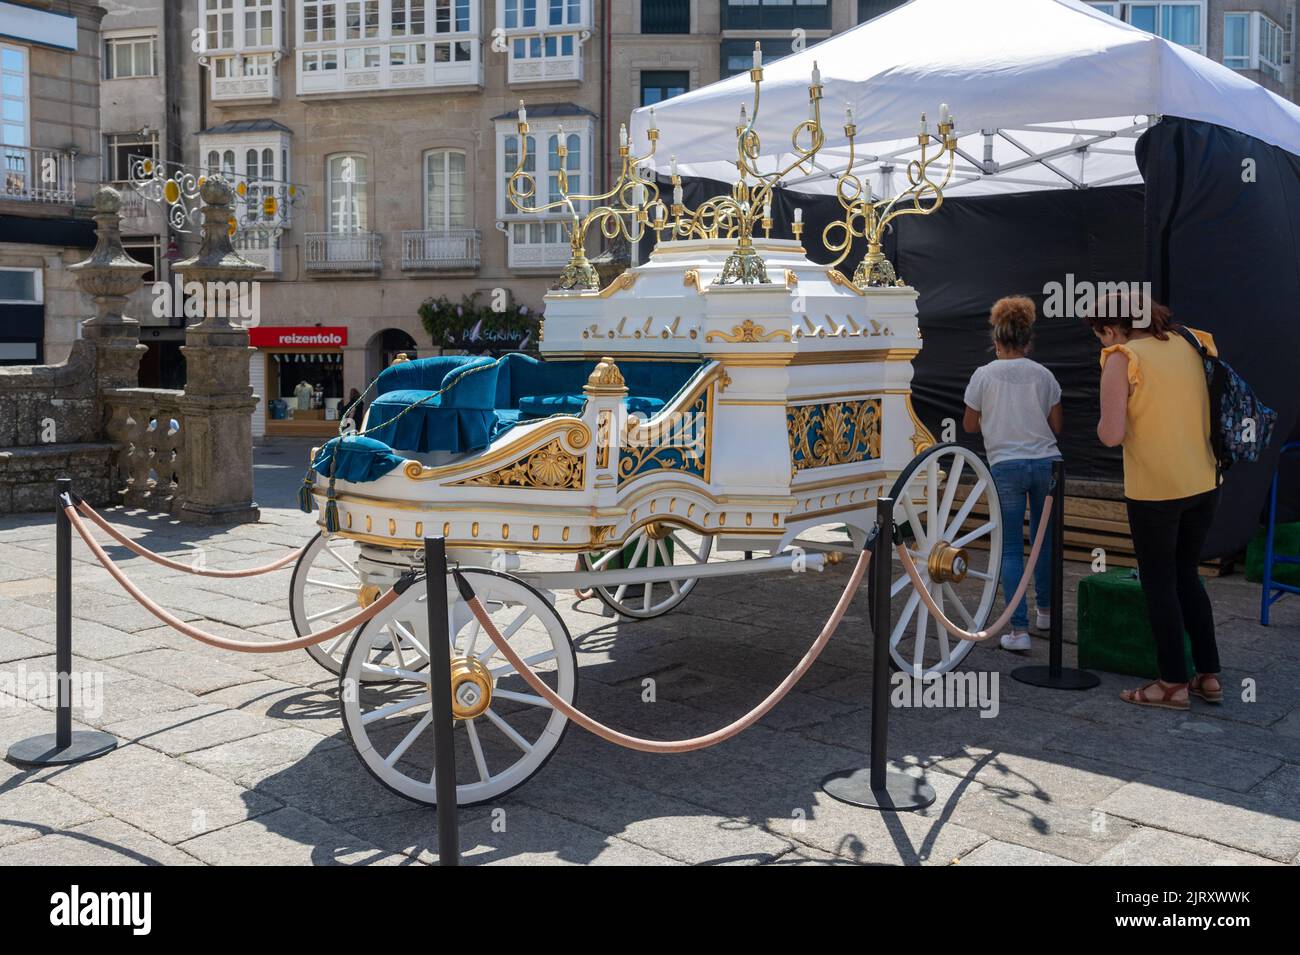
[653,117,1300,556]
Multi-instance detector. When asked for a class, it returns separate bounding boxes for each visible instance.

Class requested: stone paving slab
[43,745,281,846]
[1,437,1298,866]
[0,816,204,866]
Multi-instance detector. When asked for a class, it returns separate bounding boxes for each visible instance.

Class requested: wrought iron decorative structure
[127,155,303,239]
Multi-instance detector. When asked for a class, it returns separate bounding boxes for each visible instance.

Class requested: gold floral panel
[450,438,585,490]
[787,399,882,471]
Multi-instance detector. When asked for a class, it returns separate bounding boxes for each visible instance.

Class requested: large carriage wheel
[340,568,576,807]
[290,532,421,681]
[868,443,1003,679]
[577,523,714,619]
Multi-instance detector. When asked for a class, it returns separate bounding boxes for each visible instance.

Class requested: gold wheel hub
[449,656,494,720]
[357,584,382,609]
[643,521,674,541]
[927,541,969,583]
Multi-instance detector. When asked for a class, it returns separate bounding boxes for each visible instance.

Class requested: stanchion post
[1011,459,1099,690]
[821,496,936,812]
[6,479,119,768]
[424,536,460,865]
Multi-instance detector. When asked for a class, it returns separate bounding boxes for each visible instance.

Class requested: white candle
[846,104,854,124]
[673,183,683,205]
[794,207,803,224]
[940,103,951,125]
[753,42,761,69]
[619,124,627,147]
[648,107,657,132]
[518,101,527,124]
[812,61,821,86]
[763,200,771,220]
[670,154,678,177]
[655,204,666,224]
[920,112,928,136]
[557,123,565,138]
[739,103,747,126]
[632,183,645,206]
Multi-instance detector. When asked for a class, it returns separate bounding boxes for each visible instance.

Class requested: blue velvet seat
[335,353,704,474]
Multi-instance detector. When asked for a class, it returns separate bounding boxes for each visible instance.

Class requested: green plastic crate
[1245,522,1300,587]
[1077,567,1195,679]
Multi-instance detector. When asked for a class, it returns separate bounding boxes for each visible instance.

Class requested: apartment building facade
[96,0,1297,438]
[0,0,105,367]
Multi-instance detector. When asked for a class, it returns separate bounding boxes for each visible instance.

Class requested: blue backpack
[1176,327,1276,473]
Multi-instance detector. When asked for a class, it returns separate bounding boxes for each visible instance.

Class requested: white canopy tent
[629,0,1300,198]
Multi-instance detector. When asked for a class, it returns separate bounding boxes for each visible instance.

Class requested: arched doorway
[366,328,419,382]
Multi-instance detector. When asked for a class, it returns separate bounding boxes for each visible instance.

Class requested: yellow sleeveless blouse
[1099,328,1219,501]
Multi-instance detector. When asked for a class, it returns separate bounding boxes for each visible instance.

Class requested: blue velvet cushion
[313,436,406,483]
[366,356,502,454]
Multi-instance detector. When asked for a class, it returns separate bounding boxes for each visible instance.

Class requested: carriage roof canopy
[630,0,1300,197]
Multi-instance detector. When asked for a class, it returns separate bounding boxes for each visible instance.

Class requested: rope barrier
[894,493,1054,643]
[456,548,871,754]
[64,504,409,653]
[75,499,306,578]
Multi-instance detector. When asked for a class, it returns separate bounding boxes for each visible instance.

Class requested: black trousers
[1125,488,1221,683]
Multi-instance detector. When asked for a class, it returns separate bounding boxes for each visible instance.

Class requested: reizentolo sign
[248,327,348,348]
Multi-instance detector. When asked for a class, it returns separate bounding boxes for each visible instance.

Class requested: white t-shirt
[963,358,1062,466]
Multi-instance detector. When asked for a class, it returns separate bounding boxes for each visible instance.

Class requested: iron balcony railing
[304,231,382,272]
[400,228,481,270]
[2,145,76,204]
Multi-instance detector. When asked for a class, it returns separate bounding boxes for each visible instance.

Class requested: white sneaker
[1035,610,1052,631]
[1001,631,1032,652]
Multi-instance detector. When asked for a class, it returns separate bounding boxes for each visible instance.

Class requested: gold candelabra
[823,104,958,287]
[666,43,826,285]
[506,102,666,291]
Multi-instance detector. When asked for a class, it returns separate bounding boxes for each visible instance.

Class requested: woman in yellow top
[1088,291,1221,711]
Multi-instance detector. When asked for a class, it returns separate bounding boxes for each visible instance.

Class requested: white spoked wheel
[340,568,576,807]
[577,523,714,619]
[869,443,1003,680]
[290,532,417,680]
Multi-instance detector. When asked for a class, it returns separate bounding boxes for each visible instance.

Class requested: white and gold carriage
[293,59,1005,806]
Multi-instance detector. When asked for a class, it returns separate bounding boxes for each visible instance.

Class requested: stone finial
[172,173,264,330]
[70,186,151,329]
[583,356,627,395]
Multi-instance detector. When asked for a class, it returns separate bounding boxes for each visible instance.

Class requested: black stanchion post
[6,479,118,767]
[424,536,460,865]
[822,496,936,812]
[1012,459,1099,690]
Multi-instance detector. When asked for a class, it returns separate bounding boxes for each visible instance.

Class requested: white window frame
[1,42,30,150]
[104,32,158,79]
[202,0,283,53]
[1223,11,1285,80]
[423,147,469,231]
[0,266,42,305]
[198,130,292,231]
[104,131,160,183]
[1087,2,1206,52]
[495,116,592,219]
[327,152,369,234]
[297,0,480,93]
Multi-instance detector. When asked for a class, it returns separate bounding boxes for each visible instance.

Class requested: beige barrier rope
[76,499,306,578]
[894,493,1054,643]
[456,548,871,754]
[65,505,406,653]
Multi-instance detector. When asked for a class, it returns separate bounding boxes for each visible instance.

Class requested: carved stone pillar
[68,187,149,394]
[172,176,264,525]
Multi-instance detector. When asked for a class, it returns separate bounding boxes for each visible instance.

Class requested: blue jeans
[990,458,1057,630]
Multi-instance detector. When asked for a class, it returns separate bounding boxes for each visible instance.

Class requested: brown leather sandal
[1120,680,1190,711]
[1189,673,1223,704]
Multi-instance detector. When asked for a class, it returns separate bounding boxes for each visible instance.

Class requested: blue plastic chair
[1260,440,1300,625]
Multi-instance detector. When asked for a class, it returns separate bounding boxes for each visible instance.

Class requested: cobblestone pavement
[1,439,1298,865]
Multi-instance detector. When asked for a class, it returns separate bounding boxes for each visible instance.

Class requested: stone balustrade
[103,388,186,513]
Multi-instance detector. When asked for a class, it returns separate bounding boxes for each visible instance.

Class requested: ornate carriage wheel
[868,443,1003,679]
[290,532,421,680]
[577,523,715,619]
[340,568,576,807]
